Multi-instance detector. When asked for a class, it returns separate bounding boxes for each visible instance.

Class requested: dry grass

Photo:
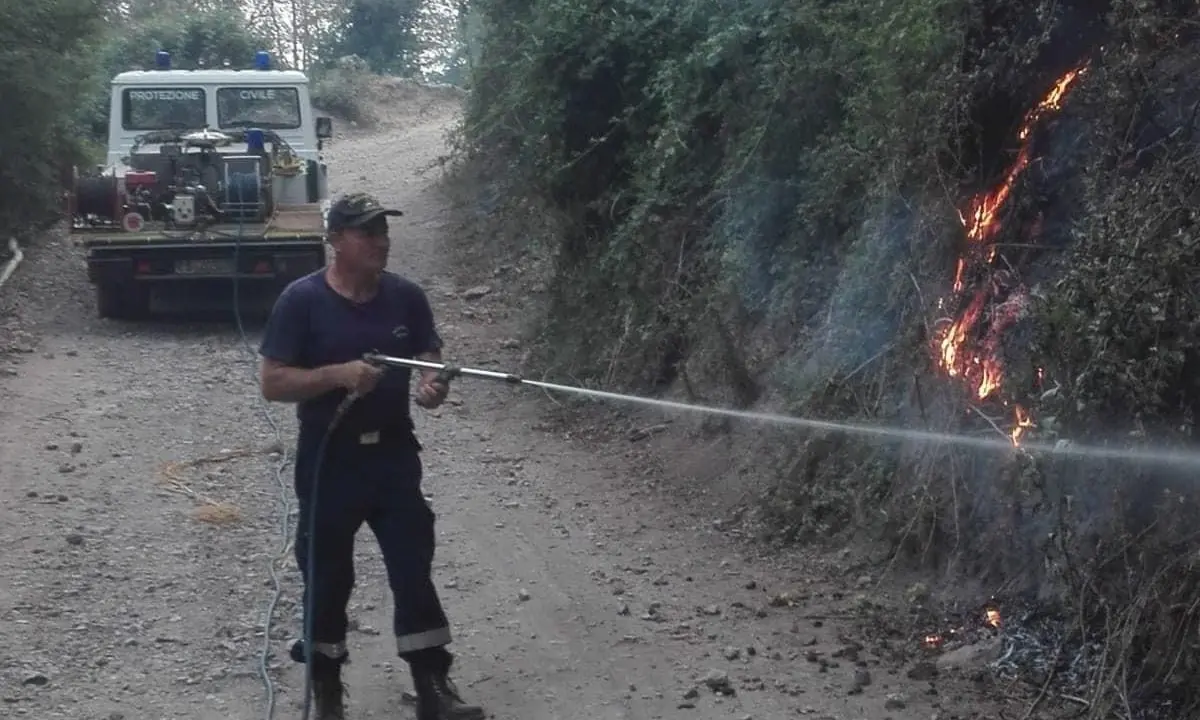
[192,502,243,526]
[157,445,279,526]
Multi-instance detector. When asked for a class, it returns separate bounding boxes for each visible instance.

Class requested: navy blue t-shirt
[258,269,443,437]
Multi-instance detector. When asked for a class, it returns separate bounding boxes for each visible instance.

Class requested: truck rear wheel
[96,281,149,320]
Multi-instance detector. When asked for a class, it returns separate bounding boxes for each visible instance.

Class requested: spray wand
[363,352,521,385]
[358,352,1200,470]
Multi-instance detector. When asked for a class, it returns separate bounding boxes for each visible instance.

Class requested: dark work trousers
[293,423,452,662]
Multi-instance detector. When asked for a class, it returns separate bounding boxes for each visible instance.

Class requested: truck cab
[107,50,330,196]
[68,50,336,321]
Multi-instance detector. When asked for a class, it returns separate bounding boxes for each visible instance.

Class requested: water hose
[299,391,358,720]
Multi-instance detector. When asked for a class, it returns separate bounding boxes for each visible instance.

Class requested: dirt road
[0,90,971,720]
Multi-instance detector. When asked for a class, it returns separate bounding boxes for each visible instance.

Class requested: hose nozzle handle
[360,352,523,386]
[435,364,462,385]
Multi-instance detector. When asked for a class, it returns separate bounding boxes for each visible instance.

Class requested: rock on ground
[0,93,999,719]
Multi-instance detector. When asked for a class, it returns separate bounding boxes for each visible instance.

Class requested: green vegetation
[77,9,271,142]
[0,0,104,237]
[458,0,972,390]
[318,0,424,76]
[453,0,1200,714]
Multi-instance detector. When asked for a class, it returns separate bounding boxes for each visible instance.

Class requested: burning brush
[919,599,1110,696]
[932,66,1089,446]
[922,602,1004,650]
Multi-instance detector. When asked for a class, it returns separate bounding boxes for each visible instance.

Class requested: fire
[934,66,1088,445]
[1009,405,1035,446]
[920,607,1003,651]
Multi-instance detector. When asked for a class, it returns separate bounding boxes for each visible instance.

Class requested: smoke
[710,177,805,315]
[708,176,919,405]
[782,196,917,398]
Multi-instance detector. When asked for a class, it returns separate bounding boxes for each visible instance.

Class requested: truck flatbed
[73,228,323,248]
[72,205,326,248]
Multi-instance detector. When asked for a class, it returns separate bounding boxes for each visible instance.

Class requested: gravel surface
[0,91,999,719]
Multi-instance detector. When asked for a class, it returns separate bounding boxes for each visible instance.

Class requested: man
[257,192,485,720]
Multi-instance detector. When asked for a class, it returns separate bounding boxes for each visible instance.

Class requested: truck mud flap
[88,256,134,285]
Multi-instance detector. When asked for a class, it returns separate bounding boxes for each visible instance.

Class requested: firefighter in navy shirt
[258,193,484,720]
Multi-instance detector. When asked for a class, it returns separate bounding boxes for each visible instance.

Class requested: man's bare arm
[260,358,344,403]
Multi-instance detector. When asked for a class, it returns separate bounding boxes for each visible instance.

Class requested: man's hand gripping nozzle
[329,355,445,428]
[360,351,523,386]
[358,352,462,391]
[434,363,462,387]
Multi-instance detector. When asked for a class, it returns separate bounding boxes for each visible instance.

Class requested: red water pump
[68,168,159,232]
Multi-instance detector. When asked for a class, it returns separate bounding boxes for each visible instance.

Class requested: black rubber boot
[311,654,347,720]
[291,640,348,720]
[407,648,485,720]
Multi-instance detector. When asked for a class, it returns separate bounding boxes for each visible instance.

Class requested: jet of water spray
[362,353,1200,471]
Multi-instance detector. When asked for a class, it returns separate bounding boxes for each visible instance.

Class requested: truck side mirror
[315,116,333,139]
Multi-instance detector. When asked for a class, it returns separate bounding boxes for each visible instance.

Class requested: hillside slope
[447,1,1200,717]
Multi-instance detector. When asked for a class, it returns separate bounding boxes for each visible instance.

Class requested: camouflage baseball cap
[326,192,403,232]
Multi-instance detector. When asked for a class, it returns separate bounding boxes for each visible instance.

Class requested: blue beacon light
[254,51,271,70]
[245,128,266,154]
[155,50,171,70]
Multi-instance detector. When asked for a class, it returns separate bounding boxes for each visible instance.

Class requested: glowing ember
[933,66,1088,444]
[1009,405,1035,446]
[919,608,1004,651]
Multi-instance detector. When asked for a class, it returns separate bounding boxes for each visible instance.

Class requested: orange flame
[919,607,1004,650]
[934,66,1088,445]
[1010,405,1035,446]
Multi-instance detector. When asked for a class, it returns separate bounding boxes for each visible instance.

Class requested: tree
[76,9,274,140]
[0,0,105,235]
[322,0,425,76]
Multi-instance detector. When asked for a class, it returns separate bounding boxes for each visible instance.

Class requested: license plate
[175,258,236,275]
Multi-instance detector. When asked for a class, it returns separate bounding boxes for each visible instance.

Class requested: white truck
[66,50,334,319]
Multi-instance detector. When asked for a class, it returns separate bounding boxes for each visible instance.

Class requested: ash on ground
[925,602,1184,720]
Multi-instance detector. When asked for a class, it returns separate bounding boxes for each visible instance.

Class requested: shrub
[455,0,1200,714]
[311,55,379,124]
[0,0,104,241]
